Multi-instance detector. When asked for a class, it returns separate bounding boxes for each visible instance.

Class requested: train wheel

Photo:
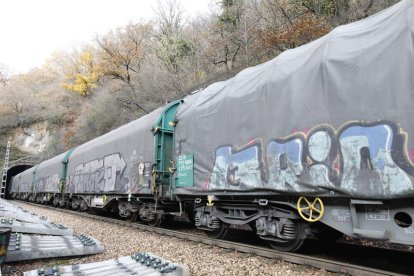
[126,213,138,223]
[58,199,66,208]
[267,221,306,252]
[80,200,89,212]
[71,204,79,211]
[268,236,304,252]
[204,223,229,239]
[52,197,59,207]
[148,216,163,227]
[248,221,257,232]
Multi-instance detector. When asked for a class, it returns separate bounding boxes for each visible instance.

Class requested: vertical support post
[60,147,76,194]
[152,100,180,196]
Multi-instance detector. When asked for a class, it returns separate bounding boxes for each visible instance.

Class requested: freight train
[7,0,414,252]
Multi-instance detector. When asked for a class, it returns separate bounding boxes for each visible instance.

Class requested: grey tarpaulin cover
[174,0,414,199]
[33,152,67,193]
[10,167,35,194]
[65,107,163,194]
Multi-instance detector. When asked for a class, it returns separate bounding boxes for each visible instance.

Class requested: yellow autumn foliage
[62,51,102,96]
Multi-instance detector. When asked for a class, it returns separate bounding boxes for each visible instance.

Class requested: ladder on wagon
[1,141,11,198]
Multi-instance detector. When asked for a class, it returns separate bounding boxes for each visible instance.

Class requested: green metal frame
[60,147,76,193]
[153,100,181,190]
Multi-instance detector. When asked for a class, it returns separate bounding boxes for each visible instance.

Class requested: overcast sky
[0,0,212,74]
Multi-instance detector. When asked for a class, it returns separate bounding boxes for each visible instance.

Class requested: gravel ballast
[6,202,330,275]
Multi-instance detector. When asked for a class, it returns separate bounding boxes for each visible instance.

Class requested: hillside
[0,0,399,167]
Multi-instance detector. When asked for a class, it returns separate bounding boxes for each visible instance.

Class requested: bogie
[194,201,310,251]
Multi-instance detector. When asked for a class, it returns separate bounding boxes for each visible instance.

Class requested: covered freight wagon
[171,0,414,250]
[11,166,36,200]
[173,0,414,199]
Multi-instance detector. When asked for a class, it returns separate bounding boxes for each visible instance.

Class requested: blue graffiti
[267,138,303,190]
[209,122,414,197]
[339,124,411,194]
[210,143,262,190]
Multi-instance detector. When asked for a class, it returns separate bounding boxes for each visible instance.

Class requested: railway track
[13,201,408,276]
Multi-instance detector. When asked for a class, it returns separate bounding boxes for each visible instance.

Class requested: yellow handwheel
[297,197,324,222]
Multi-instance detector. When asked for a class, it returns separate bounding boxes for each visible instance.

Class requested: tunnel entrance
[5,165,32,199]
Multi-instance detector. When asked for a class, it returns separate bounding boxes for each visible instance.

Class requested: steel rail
[13,201,406,276]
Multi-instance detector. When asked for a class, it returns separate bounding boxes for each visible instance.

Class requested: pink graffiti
[203,179,210,189]
[291,128,310,135]
[247,138,256,146]
[408,149,414,163]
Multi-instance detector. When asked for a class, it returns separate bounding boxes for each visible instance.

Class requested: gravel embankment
[6,202,331,275]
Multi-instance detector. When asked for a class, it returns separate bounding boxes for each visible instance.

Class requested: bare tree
[153,0,196,95]
[298,0,395,25]
[206,0,256,71]
[96,22,153,102]
[0,64,9,86]
[155,0,184,37]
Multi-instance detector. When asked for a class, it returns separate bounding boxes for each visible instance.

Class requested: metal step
[6,233,104,262]
[23,252,190,276]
